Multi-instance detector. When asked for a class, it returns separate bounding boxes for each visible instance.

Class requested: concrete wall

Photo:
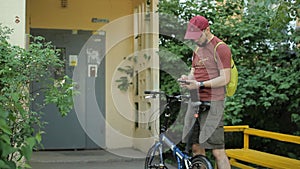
[0,0,26,48]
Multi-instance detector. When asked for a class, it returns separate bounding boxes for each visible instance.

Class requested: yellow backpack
[214,42,238,97]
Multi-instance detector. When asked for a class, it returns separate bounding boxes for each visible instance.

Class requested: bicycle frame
[144,90,212,169]
[145,91,192,168]
[149,132,191,169]
[160,133,191,169]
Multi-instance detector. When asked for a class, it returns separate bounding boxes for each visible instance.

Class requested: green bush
[0,25,77,169]
[158,0,300,160]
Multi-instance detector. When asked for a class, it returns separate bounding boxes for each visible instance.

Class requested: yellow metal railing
[224,125,250,148]
[224,125,300,149]
[224,125,300,169]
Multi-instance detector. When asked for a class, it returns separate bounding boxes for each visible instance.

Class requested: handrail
[244,128,300,145]
[224,125,300,149]
[224,125,249,132]
[224,125,250,148]
[224,125,300,168]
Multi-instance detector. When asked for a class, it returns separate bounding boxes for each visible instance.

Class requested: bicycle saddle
[199,101,211,113]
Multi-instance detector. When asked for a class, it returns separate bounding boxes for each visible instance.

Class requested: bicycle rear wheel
[144,144,168,169]
[190,155,213,169]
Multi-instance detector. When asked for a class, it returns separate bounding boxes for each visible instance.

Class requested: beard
[196,39,208,47]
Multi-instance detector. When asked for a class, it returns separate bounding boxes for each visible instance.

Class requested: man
[179,15,231,169]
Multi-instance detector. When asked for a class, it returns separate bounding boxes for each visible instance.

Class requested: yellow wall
[131,0,160,152]
[105,20,135,148]
[28,0,132,31]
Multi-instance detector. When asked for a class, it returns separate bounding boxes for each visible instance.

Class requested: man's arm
[202,68,230,88]
[203,43,231,88]
[183,68,230,90]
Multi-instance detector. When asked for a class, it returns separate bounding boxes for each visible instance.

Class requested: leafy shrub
[0,24,77,169]
[158,0,300,159]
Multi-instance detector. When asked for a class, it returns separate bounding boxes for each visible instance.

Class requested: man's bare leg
[212,149,231,169]
[192,143,205,156]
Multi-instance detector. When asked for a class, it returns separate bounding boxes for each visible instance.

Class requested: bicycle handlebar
[145,90,206,110]
[144,90,190,101]
[144,90,165,95]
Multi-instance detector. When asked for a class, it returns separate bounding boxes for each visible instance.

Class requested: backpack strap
[195,46,200,54]
[213,41,226,63]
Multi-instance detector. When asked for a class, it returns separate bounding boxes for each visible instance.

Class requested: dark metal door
[30,29,106,149]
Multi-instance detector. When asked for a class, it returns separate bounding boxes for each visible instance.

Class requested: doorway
[30,29,106,149]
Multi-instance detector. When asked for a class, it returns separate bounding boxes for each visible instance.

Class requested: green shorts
[189,100,225,149]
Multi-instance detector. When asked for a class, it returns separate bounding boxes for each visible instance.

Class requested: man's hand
[180,75,189,80]
[178,75,188,85]
[178,77,199,90]
[183,80,199,90]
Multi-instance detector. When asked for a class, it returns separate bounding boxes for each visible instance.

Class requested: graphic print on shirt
[194,56,209,68]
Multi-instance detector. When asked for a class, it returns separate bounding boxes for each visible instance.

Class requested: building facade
[0,0,159,152]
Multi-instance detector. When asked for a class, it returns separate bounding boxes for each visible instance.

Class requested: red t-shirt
[192,36,231,101]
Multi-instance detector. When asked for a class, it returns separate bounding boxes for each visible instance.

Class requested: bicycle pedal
[159,165,167,169]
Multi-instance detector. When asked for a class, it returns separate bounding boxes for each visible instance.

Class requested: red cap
[184,16,209,40]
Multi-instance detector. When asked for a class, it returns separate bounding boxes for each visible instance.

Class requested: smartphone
[177,79,190,85]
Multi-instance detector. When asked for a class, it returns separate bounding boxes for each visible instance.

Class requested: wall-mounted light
[61,0,68,8]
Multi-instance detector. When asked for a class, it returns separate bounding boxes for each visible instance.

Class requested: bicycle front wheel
[144,144,168,169]
[190,155,213,169]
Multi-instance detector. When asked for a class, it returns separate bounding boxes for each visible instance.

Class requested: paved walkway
[29,148,176,169]
[30,148,145,163]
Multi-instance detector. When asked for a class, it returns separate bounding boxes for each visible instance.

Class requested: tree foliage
[0,25,77,168]
[158,0,300,159]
